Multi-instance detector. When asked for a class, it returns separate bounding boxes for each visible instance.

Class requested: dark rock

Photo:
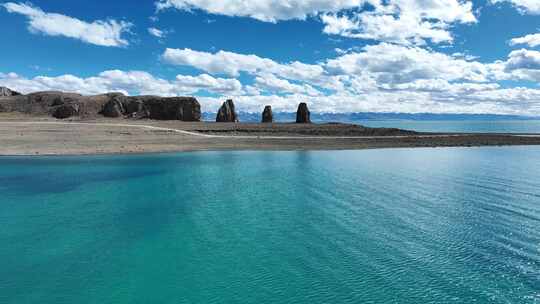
[0,92,82,116]
[175,97,201,121]
[80,93,123,119]
[262,105,273,123]
[138,96,201,121]
[296,102,311,123]
[0,90,201,121]
[101,96,126,118]
[123,99,148,119]
[27,91,82,107]
[124,99,145,115]
[0,87,21,97]
[0,95,27,113]
[216,99,238,122]
[52,104,78,119]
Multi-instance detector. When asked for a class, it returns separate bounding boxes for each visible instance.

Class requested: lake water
[207,112,540,133]
[1,148,539,303]
[361,120,540,134]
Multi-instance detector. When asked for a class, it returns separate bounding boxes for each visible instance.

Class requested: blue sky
[2,0,540,115]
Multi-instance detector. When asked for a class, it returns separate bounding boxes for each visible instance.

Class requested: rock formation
[0,88,201,121]
[100,96,201,121]
[296,102,311,123]
[0,86,21,97]
[53,104,78,119]
[216,99,239,122]
[100,95,126,118]
[262,105,273,123]
[141,96,201,121]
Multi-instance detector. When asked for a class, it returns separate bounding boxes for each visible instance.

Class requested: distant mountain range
[202,112,540,123]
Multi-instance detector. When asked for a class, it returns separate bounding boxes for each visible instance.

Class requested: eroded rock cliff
[262,105,273,123]
[296,103,311,123]
[216,99,239,122]
[0,88,201,121]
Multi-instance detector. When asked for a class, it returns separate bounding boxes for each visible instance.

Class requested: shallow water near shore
[361,119,540,133]
[1,147,539,303]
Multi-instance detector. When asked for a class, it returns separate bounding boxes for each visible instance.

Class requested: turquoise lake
[361,120,540,134]
[1,147,539,303]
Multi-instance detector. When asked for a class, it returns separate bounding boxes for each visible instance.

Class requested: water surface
[1,148,539,303]
[361,120,540,133]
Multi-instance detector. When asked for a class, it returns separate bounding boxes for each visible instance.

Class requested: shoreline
[2,115,540,156]
[2,145,540,158]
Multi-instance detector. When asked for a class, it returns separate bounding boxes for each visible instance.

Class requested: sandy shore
[1,114,540,155]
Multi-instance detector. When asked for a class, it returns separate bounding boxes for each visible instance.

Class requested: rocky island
[1,87,540,155]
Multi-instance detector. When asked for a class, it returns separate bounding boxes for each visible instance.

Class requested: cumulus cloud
[3,68,540,115]
[321,13,454,45]
[498,49,540,82]
[490,0,540,14]
[510,33,540,47]
[505,49,540,70]
[0,70,244,96]
[321,0,476,45]
[2,2,132,47]
[7,39,540,115]
[157,44,540,114]
[175,74,243,94]
[155,0,368,22]
[196,87,540,115]
[325,43,489,84]
[254,74,321,96]
[162,48,279,76]
[148,27,166,38]
[155,0,475,45]
[161,48,336,87]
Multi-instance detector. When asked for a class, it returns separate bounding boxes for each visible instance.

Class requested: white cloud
[321,0,476,45]
[322,13,453,45]
[162,48,352,93]
[157,44,540,114]
[325,43,489,84]
[254,74,321,96]
[175,74,243,95]
[385,79,500,93]
[510,33,540,47]
[490,0,540,14]
[0,70,243,96]
[3,68,540,115]
[198,87,540,115]
[2,2,132,47]
[161,48,334,86]
[155,0,369,22]
[498,49,540,82]
[162,48,278,77]
[148,27,166,38]
[505,49,540,71]
[155,0,476,45]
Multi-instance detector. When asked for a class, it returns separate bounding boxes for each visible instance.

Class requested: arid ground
[2,113,540,155]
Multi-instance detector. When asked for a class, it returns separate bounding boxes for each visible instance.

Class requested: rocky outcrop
[100,95,126,118]
[296,102,311,123]
[101,96,201,121]
[216,99,238,122]
[141,97,201,121]
[262,105,273,123]
[53,104,78,119]
[0,89,202,121]
[123,99,148,119]
[0,87,21,97]
[3,91,83,119]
